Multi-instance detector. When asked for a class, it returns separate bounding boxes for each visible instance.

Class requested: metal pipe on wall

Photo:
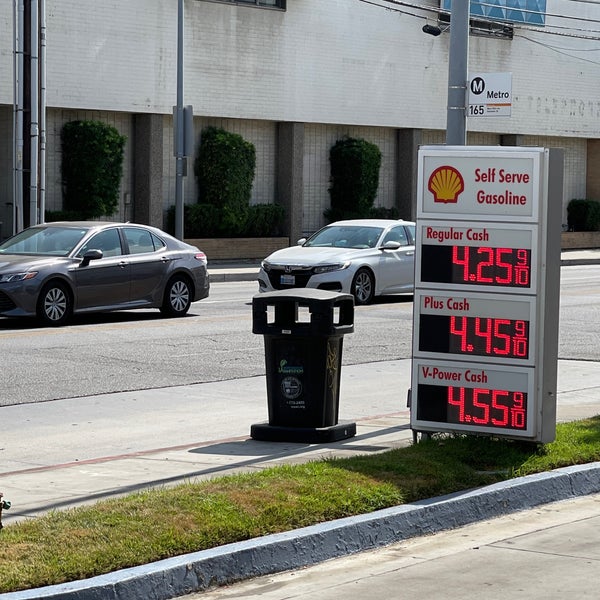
[174,0,185,240]
[29,0,39,226]
[39,0,46,222]
[13,0,25,234]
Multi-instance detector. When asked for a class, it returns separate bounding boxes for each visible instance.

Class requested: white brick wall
[2,0,598,137]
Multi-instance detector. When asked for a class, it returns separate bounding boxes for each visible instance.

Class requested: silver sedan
[0,221,210,326]
[258,219,416,305]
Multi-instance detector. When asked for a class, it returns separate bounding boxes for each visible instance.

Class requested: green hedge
[325,137,382,222]
[191,126,258,236]
[61,120,126,219]
[166,202,284,238]
[567,199,600,231]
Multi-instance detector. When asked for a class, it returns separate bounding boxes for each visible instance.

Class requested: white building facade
[0,0,598,241]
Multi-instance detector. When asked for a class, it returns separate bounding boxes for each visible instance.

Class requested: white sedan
[258,219,416,305]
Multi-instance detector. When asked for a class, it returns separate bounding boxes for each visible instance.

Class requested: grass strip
[2,416,600,593]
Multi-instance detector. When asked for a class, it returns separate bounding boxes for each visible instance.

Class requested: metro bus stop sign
[410,146,563,443]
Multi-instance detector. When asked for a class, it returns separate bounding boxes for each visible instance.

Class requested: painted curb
[3,462,600,600]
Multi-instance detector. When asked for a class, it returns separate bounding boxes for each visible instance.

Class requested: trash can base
[250,421,356,444]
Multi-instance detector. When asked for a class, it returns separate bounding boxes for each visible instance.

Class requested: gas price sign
[414,291,536,366]
[414,360,534,437]
[416,222,538,293]
[410,147,563,442]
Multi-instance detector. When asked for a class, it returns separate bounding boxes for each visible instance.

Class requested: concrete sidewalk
[2,356,600,599]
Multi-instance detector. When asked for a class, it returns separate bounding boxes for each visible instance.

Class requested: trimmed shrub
[61,120,126,219]
[567,199,600,231]
[45,209,85,222]
[193,126,257,236]
[165,202,285,238]
[325,137,382,222]
[369,206,400,220]
[245,203,285,237]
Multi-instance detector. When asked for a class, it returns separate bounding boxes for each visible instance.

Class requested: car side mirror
[297,238,306,246]
[381,241,402,250]
[80,249,103,267]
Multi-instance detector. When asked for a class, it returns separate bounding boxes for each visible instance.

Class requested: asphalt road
[0,264,598,407]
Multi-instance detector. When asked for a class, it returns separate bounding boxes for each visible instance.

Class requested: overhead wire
[358,0,600,39]
[356,0,600,65]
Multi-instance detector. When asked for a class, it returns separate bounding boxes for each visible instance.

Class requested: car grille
[266,267,313,290]
[0,291,17,312]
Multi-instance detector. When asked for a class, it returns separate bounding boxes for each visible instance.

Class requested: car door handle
[161,256,171,263]
[119,261,128,269]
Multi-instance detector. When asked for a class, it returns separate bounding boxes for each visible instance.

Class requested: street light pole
[445,0,469,145]
[174,0,185,240]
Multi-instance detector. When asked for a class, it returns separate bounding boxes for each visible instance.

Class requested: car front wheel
[37,281,72,326]
[161,275,192,317]
[351,268,375,305]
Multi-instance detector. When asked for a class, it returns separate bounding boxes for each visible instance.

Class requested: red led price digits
[451,246,531,287]
[447,387,527,429]
[449,316,529,359]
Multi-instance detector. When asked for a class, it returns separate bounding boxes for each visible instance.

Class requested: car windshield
[0,226,89,257]
[304,225,384,249]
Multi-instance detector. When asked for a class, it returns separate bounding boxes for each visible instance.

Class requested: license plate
[280,274,295,285]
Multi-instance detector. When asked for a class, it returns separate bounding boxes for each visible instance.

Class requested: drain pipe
[29,0,39,226]
[39,0,46,222]
[13,0,25,233]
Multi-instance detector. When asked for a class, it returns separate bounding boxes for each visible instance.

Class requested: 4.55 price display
[417,384,527,430]
[421,244,532,288]
[419,314,530,359]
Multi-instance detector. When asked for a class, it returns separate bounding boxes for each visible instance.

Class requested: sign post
[410,146,563,443]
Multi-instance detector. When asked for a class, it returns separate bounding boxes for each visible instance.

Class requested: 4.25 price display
[417,384,527,430]
[419,314,530,359]
[421,244,532,288]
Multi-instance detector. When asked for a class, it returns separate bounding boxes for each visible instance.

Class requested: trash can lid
[254,289,354,302]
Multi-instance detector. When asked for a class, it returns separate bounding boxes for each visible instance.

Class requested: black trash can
[251,288,356,443]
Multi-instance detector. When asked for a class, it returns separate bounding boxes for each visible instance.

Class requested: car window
[124,228,158,255]
[0,226,88,256]
[305,225,383,249]
[382,225,409,246]
[78,229,123,258]
[405,224,416,245]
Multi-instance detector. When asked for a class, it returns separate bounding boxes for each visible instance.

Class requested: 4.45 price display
[419,314,530,360]
[421,245,532,288]
[417,384,528,430]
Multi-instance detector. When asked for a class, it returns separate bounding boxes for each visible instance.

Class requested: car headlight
[313,262,350,274]
[261,261,272,272]
[0,271,38,283]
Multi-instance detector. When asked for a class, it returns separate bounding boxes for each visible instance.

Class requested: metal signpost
[410,146,563,443]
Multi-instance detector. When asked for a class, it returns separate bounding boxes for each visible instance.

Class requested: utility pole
[445,0,469,145]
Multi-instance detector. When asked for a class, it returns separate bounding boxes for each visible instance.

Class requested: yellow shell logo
[428,166,465,204]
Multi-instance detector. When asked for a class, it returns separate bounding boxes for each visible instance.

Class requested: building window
[442,0,546,26]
